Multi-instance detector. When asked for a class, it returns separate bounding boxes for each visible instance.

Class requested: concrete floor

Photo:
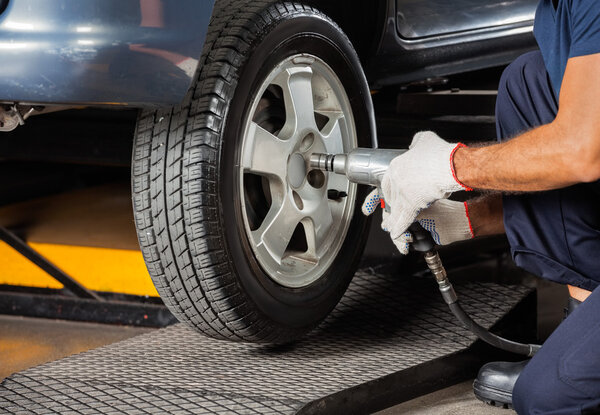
[378,381,513,415]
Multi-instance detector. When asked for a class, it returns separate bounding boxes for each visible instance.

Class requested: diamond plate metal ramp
[0,268,534,414]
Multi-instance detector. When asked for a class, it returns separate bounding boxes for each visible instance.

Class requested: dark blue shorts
[496,51,600,414]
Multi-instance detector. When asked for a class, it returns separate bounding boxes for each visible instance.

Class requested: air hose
[410,224,542,357]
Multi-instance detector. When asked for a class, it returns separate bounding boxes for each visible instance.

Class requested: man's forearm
[453,55,600,192]
[467,194,505,237]
[454,123,590,192]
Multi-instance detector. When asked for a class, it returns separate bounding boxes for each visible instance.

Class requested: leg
[513,287,600,415]
[496,50,558,140]
[496,51,600,292]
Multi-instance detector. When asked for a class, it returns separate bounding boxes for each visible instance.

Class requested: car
[0,0,538,343]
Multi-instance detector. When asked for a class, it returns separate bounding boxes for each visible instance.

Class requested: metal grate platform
[0,267,534,414]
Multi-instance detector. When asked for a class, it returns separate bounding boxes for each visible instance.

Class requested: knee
[496,51,548,141]
[498,51,545,104]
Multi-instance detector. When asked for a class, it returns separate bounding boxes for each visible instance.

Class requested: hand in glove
[379,131,472,248]
[362,189,474,254]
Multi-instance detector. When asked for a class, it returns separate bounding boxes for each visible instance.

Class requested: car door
[396,0,539,39]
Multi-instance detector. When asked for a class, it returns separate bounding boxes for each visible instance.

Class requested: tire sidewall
[220,12,374,329]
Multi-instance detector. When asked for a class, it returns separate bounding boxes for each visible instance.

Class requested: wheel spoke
[242,122,290,181]
[274,67,317,139]
[318,112,345,155]
[305,200,334,260]
[252,196,302,264]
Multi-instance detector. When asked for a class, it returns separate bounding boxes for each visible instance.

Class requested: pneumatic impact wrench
[310,149,541,357]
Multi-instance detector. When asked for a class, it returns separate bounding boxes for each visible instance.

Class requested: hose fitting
[424,251,447,283]
[425,251,458,305]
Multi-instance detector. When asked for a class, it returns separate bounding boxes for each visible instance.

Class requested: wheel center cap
[288,153,306,188]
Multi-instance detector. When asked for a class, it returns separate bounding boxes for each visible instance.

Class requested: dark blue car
[0,0,538,342]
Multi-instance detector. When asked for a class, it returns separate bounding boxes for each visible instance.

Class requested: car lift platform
[0,267,534,414]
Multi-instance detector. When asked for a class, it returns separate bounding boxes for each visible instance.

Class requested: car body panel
[366,0,538,88]
[396,0,537,39]
[0,0,215,107]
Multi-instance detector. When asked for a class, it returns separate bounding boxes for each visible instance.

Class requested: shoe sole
[473,380,514,410]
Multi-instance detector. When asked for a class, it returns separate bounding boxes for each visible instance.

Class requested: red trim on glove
[464,201,475,239]
[450,143,473,191]
[380,198,386,209]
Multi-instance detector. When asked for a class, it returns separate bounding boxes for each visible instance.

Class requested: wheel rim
[238,54,358,289]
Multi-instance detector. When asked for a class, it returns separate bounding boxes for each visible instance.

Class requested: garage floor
[377,381,509,415]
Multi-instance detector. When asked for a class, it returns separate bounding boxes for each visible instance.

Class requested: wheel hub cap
[287,153,306,189]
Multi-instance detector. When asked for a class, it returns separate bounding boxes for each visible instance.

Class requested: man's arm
[467,194,505,237]
[454,53,600,191]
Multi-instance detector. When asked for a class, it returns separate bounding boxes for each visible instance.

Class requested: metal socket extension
[310,148,406,188]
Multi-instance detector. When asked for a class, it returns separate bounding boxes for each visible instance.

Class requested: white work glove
[381,131,471,250]
[362,190,474,254]
[414,199,474,245]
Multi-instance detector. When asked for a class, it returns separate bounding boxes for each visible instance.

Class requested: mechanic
[363,0,600,413]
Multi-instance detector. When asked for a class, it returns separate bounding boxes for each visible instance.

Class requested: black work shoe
[473,295,582,409]
[473,360,527,409]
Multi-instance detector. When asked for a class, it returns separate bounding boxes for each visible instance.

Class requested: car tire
[132,0,376,343]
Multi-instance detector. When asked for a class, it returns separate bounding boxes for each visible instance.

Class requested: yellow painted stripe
[0,241,62,289]
[0,241,159,297]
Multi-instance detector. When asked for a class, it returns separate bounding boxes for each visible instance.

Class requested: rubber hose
[448,302,542,357]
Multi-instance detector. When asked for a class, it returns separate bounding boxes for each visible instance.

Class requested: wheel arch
[304,0,388,66]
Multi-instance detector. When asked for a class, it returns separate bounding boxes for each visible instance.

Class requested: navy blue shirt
[534,0,600,96]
